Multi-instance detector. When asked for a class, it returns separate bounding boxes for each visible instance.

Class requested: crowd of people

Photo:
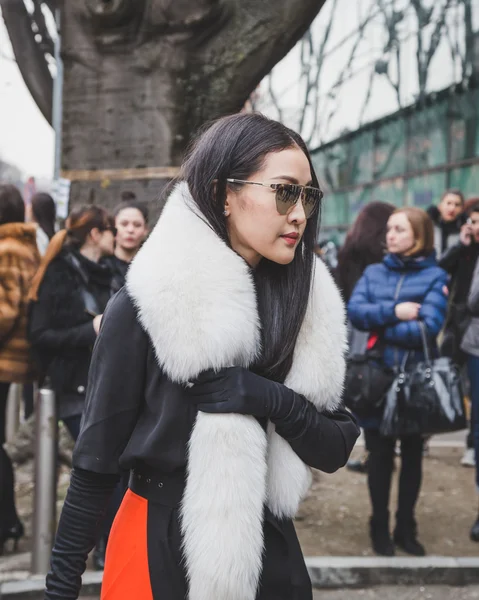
[0,184,149,569]
[0,114,477,598]
[332,189,479,556]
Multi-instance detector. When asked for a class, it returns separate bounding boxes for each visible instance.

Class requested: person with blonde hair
[348,207,448,557]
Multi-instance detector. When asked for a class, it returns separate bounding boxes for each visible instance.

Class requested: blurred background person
[31,193,56,256]
[348,207,448,557]
[18,192,58,420]
[440,202,479,464]
[427,189,466,259]
[0,184,40,552]
[335,201,395,474]
[28,205,115,441]
[461,243,479,542]
[28,205,115,567]
[103,195,149,293]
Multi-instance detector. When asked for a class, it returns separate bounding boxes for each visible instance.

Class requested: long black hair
[181,113,322,382]
[31,192,56,239]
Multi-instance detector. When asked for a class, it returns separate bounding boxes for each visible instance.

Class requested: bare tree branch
[316,0,377,143]
[1,0,53,124]
[299,0,338,142]
[267,72,284,123]
[359,69,376,125]
[411,0,453,98]
[463,0,474,77]
[32,0,55,57]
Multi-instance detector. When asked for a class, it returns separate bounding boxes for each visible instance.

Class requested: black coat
[29,248,113,418]
[439,242,479,361]
[427,206,466,259]
[101,254,129,293]
[47,288,359,600]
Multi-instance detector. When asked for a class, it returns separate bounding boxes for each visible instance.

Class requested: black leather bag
[344,348,395,418]
[380,322,466,437]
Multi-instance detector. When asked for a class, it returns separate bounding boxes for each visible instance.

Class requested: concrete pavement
[313,586,479,599]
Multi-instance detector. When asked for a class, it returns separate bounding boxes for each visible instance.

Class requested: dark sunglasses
[226,178,323,219]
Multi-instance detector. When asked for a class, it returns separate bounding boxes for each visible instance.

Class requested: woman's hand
[93,314,103,335]
[185,366,294,420]
[460,223,473,246]
[395,302,421,321]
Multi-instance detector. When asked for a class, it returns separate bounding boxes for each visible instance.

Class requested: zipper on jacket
[393,274,406,367]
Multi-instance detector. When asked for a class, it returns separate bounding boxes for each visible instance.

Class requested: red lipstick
[281,232,299,246]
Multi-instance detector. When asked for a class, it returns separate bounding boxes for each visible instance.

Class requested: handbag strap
[398,322,431,373]
[418,321,432,364]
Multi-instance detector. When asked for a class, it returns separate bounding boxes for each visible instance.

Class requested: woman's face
[224,147,312,267]
[97,229,115,257]
[386,212,415,255]
[438,193,463,222]
[115,207,148,252]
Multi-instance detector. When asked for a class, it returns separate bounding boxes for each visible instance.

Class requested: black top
[439,242,479,305]
[73,287,358,476]
[427,205,466,255]
[101,254,129,293]
[29,248,113,418]
[45,287,359,600]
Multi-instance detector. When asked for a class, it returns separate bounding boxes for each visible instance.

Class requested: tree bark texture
[1,0,53,124]
[3,0,326,214]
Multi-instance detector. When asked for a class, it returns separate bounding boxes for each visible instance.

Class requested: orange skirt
[101,490,153,600]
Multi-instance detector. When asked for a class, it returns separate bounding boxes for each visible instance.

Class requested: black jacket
[439,242,479,360]
[46,288,359,600]
[29,248,113,418]
[101,255,129,293]
[427,206,466,259]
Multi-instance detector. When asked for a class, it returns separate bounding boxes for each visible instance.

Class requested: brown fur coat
[0,223,40,383]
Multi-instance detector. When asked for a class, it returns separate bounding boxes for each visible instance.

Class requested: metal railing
[31,380,58,575]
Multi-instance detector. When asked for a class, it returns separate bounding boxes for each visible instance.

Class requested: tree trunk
[52,0,325,217]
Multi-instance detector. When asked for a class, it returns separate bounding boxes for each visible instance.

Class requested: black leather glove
[44,468,118,599]
[185,366,296,423]
[187,367,360,474]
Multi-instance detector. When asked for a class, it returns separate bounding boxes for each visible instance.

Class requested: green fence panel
[406,172,447,209]
[449,166,479,198]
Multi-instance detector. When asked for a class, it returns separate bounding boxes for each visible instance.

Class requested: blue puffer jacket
[348,252,448,369]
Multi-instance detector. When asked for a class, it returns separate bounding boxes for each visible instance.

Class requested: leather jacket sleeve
[468,258,479,316]
[44,468,118,599]
[274,398,360,473]
[438,243,464,274]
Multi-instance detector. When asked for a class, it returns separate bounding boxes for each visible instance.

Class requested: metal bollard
[5,383,22,443]
[31,380,58,574]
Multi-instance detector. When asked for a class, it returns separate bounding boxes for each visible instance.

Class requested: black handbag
[344,347,395,419]
[380,322,466,437]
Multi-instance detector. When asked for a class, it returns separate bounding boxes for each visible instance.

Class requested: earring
[223,210,228,216]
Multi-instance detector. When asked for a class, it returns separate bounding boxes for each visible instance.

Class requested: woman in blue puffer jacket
[348,207,448,558]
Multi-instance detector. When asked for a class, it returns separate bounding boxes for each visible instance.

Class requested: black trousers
[0,382,19,527]
[365,429,423,526]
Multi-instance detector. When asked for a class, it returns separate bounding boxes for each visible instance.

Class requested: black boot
[93,536,108,571]
[370,516,395,556]
[394,517,426,556]
[470,515,479,542]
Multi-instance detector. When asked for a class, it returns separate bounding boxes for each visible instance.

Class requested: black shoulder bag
[380,322,466,437]
[344,344,395,419]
